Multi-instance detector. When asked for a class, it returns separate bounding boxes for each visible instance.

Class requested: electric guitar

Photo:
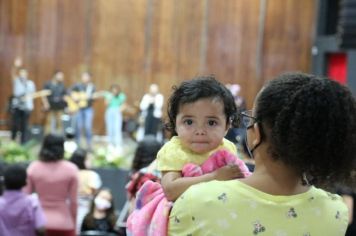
[8,89,52,111]
[64,91,106,113]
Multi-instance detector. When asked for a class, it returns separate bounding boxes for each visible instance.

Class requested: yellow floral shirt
[156,136,237,171]
[169,180,349,236]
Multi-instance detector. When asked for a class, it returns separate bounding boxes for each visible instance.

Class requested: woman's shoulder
[27,160,44,171]
[59,160,79,172]
[311,187,347,206]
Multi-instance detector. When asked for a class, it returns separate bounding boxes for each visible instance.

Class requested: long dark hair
[131,136,162,173]
[69,148,87,170]
[39,134,64,162]
[82,188,117,230]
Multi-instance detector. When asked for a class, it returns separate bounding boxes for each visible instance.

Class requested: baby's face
[175,98,229,154]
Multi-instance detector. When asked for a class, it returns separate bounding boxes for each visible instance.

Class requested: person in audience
[225,83,247,146]
[114,136,162,234]
[168,72,356,235]
[104,84,126,148]
[81,188,119,235]
[25,134,79,236]
[0,160,5,196]
[0,164,46,236]
[70,148,102,234]
[126,136,162,210]
[42,70,67,135]
[138,84,164,141]
[10,57,36,144]
[335,182,356,236]
[344,190,356,235]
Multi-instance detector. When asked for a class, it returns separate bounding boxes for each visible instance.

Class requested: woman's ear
[252,123,262,146]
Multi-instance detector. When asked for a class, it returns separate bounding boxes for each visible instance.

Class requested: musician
[42,70,67,135]
[70,71,96,150]
[11,58,36,144]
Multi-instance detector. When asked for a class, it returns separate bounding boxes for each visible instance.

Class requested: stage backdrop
[0,0,316,134]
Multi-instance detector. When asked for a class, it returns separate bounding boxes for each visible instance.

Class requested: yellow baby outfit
[156,136,237,171]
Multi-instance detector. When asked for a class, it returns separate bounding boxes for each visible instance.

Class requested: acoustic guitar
[64,91,106,113]
[8,89,52,111]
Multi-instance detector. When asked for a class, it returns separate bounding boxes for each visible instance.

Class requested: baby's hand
[212,164,244,180]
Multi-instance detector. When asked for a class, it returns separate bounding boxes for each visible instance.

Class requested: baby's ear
[225,118,233,131]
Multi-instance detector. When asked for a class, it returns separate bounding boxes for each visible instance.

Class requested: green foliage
[92,146,131,169]
[0,139,38,164]
[0,138,135,169]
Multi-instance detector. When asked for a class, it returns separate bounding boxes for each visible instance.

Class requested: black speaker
[337,0,356,48]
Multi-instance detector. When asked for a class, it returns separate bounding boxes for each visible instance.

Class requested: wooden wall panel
[90,0,148,133]
[149,0,206,99]
[0,0,317,134]
[205,0,262,108]
[262,0,316,81]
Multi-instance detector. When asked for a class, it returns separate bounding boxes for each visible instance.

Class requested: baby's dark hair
[166,75,238,136]
[256,72,356,186]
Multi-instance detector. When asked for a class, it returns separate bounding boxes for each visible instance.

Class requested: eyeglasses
[240,110,258,129]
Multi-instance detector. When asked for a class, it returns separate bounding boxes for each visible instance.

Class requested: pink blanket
[126,149,251,236]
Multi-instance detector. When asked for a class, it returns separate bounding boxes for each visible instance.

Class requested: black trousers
[11,108,30,144]
[144,105,161,136]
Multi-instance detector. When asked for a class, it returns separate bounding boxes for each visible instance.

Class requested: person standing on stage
[138,83,164,141]
[10,57,36,144]
[70,71,96,150]
[104,84,126,148]
[42,70,67,135]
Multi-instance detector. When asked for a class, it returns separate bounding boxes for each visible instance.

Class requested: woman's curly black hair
[255,72,356,186]
[166,75,238,136]
[39,134,64,162]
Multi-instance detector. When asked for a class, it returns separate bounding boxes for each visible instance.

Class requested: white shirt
[140,93,164,118]
[13,77,36,111]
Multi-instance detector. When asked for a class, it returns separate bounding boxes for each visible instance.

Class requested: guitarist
[69,71,96,150]
[10,58,36,144]
[42,70,67,135]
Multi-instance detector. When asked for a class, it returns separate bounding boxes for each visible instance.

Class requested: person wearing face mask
[168,72,356,235]
[81,188,119,235]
